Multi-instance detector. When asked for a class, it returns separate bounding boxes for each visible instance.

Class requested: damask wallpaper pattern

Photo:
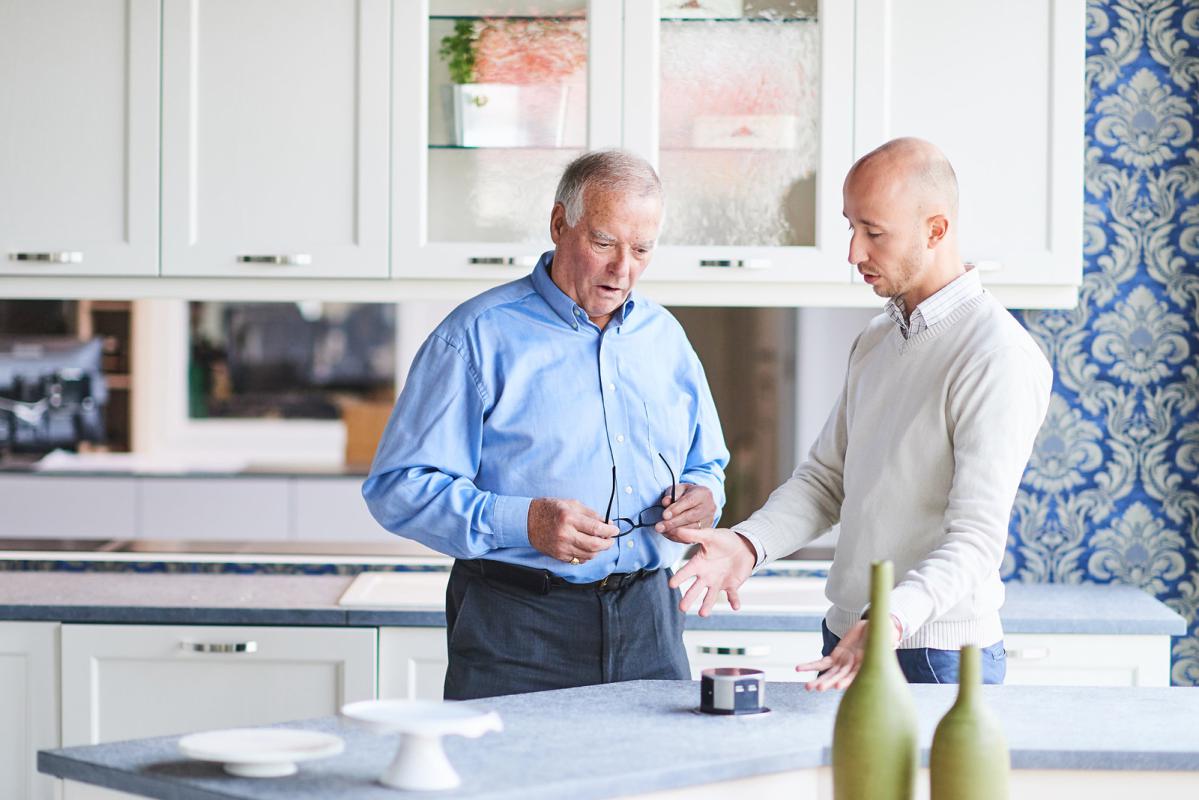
[1012,0,1199,684]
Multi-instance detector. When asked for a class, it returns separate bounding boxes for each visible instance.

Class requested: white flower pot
[445,83,570,148]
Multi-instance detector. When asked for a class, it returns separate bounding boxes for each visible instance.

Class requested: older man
[666,138,1052,687]
[364,150,729,700]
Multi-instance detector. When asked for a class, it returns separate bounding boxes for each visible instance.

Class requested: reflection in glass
[658,5,819,247]
[188,303,395,420]
[427,2,588,243]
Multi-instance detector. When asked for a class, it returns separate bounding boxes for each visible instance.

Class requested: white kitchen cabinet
[684,629,826,684]
[391,0,625,283]
[137,477,290,540]
[291,477,396,543]
[853,0,1085,294]
[379,627,450,701]
[1003,633,1171,687]
[0,477,138,540]
[61,624,375,745]
[0,0,158,278]
[160,0,390,278]
[686,628,1173,688]
[0,622,60,800]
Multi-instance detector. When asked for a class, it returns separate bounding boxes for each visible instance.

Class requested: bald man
[664,138,1053,687]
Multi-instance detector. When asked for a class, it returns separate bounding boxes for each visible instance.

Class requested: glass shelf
[428,144,581,151]
[429,15,583,21]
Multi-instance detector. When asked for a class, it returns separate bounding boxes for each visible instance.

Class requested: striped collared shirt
[885,266,983,339]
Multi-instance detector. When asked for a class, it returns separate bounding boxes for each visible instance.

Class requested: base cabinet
[60,624,376,800]
[379,627,449,701]
[0,622,60,800]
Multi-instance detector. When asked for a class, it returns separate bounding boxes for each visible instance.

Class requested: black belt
[464,558,656,596]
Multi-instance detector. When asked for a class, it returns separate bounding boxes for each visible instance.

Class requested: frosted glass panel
[658,5,819,247]
[427,1,588,244]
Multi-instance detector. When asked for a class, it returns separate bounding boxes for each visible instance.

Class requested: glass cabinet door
[624,0,855,285]
[393,0,622,279]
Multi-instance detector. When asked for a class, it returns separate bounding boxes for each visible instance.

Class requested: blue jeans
[821,620,1006,684]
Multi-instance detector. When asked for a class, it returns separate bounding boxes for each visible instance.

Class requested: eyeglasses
[604,453,676,539]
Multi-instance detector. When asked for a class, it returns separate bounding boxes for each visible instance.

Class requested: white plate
[178,728,344,778]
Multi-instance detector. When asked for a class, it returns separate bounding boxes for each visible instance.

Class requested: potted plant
[438,17,585,148]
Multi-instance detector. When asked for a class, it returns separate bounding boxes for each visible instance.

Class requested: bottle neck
[956,645,980,705]
[864,561,894,665]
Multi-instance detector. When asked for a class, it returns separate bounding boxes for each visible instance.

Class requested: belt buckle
[598,575,610,590]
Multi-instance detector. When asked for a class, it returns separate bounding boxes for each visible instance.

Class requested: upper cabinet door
[0,0,159,278]
[854,0,1085,290]
[392,0,623,279]
[161,0,390,278]
[622,0,856,285]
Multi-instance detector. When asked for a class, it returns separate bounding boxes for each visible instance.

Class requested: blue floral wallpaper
[1011,0,1199,685]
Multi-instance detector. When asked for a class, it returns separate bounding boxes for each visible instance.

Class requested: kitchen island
[38,679,1199,800]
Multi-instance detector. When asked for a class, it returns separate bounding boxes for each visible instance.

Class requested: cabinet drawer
[61,624,375,745]
[683,630,824,683]
[1002,633,1171,687]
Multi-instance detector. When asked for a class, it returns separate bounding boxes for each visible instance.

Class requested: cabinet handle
[1005,647,1049,661]
[697,645,770,656]
[9,251,83,264]
[698,259,771,269]
[469,256,538,267]
[236,254,312,266]
[182,641,258,654]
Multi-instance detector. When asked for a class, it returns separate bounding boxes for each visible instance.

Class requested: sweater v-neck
[891,292,990,355]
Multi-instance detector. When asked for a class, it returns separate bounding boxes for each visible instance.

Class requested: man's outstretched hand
[664,527,757,616]
[795,616,902,691]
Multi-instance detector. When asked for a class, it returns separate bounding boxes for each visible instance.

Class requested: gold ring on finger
[569,557,581,566]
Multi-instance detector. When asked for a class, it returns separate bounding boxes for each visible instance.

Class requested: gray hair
[554,149,664,226]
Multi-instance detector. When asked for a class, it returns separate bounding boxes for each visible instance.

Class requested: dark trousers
[821,620,1007,684]
[443,558,691,700]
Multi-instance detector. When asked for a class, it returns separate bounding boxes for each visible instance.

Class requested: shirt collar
[531,249,637,330]
[884,265,982,337]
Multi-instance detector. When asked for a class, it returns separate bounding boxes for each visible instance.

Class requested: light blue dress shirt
[363,250,729,582]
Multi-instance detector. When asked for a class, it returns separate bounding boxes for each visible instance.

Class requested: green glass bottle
[831,560,917,800]
[929,645,1010,799]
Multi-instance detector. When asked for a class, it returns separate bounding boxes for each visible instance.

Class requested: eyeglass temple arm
[604,465,617,523]
[658,453,676,503]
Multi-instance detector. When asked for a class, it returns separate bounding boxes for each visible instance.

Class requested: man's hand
[527,498,619,564]
[664,527,756,616]
[796,615,902,691]
[654,483,717,535]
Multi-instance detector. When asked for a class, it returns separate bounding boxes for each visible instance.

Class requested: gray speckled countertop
[38,680,1199,799]
[0,570,1186,634]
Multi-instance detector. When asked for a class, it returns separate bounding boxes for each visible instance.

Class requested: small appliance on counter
[699,667,768,715]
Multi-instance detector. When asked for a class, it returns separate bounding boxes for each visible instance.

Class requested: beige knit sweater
[735,292,1052,649]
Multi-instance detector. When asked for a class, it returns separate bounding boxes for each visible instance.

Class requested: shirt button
[608,383,616,392]
[616,434,625,444]
[627,540,634,548]
[624,486,633,495]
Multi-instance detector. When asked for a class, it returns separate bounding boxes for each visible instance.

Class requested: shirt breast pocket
[642,395,692,484]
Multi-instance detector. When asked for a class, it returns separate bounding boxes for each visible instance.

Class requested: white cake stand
[341,699,503,791]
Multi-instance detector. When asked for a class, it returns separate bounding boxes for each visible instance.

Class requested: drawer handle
[9,251,84,264]
[1005,647,1049,661]
[698,259,771,269]
[182,641,258,654]
[236,254,312,265]
[697,645,770,656]
[469,256,537,267]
